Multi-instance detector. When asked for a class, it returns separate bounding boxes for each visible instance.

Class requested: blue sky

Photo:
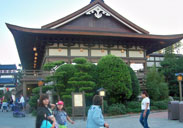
[0,0,183,66]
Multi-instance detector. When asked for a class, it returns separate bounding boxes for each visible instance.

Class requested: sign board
[72,92,86,120]
[74,94,83,107]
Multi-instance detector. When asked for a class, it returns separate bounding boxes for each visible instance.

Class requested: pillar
[23,82,27,99]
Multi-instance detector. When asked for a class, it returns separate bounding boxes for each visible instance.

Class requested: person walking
[36,94,56,128]
[139,91,150,128]
[19,94,25,110]
[86,95,109,128]
[54,101,74,128]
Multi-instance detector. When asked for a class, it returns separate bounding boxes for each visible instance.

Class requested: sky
[0,0,183,67]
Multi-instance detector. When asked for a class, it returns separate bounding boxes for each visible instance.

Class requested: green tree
[54,64,76,106]
[128,67,140,100]
[68,58,96,105]
[146,67,169,101]
[160,55,183,97]
[97,55,132,104]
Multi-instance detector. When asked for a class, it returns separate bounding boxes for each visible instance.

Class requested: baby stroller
[2,102,8,112]
[13,103,25,117]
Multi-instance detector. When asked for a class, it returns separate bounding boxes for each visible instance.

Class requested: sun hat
[57,101,64,105]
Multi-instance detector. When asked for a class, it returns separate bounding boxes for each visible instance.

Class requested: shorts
[58,124,67,128]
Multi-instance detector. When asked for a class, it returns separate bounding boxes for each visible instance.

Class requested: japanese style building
[0,65,17,92]
[6,0,183,96]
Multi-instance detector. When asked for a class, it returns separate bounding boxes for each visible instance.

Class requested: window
[130,63,144,71]
[156,62,161,67]
[147,62,155,67]
[148,57,154,61]
[155,57,160,61]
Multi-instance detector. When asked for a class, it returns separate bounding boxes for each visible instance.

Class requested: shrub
[103,100,109,113]
[128,67,140,100]
[126,101,141,113]
[152,100,169,110]
[65,107,72,116]
[107,103,126,115]
[146,67,169,101]
[126,101,141,109]
[97,55,132,104]
[150,106,159,110]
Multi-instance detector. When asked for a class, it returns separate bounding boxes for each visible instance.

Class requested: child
[54,101,74,128]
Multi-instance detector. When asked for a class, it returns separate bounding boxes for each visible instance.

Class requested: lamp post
[175,73,183,101]
[97,88,106,113]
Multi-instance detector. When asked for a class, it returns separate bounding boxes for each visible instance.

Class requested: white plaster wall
[91,50,108,56]
[129,51,144,58]
[71,49,88,56]
[110,50,126,57]
[49,49,68,56]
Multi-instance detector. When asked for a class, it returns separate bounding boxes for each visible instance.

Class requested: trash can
[179,101,183,122]
[168,101,179,120]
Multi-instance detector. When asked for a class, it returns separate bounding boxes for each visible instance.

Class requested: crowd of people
[0,94,26,112]
[36,91,150,128]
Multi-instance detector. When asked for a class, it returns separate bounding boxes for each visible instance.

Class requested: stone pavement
[0,111,182,128]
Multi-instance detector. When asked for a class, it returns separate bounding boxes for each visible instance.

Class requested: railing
[21,70,52,81]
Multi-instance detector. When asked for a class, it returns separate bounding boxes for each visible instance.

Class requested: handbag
[41,120,53,128]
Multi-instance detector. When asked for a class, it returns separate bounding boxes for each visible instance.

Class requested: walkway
[0,111,182,128]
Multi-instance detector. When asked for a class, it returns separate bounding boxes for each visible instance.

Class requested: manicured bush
[107,103,126,115]
[97,55,132,104]
[128,67,140,100]
[68,58,96,106]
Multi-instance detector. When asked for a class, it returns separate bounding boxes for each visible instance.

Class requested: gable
[58,14,137,33]
[42,2,149,34]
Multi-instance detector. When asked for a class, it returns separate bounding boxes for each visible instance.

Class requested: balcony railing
[21,70,52,81]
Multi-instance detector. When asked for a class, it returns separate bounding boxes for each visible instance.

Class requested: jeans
[139,110,150,128]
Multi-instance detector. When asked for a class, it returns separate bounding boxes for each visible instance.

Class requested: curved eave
[6,23,183,69]
[6,23,183,40]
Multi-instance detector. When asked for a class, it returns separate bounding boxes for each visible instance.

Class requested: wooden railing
[21,70,52,81]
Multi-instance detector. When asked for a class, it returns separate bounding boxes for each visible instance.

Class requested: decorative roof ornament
[86,5,111,19]
[90,0,104,3]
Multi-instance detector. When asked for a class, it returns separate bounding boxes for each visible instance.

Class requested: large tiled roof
[0,65,17,70]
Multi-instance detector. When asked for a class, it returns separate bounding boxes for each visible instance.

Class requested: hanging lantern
[159,50,162,54]
[33,47,37,51]
[34,57,37,60]
[80,48,84,52]
[58,48,62,52]
[121,49,124,53]
[139,50,143,54]
[35,53,38,56]
[101,49,105,53]
[34,60,37,63]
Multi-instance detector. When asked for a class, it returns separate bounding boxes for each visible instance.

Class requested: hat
[57,101,64,105]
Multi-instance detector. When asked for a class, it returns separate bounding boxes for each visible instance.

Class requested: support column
[23,82,27,99]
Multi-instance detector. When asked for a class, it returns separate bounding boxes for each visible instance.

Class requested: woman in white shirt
[139,91,150,128]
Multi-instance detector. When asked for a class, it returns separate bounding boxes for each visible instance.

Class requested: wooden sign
[72,92,86,120]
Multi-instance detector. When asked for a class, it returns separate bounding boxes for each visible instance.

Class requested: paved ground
[0,111,182,128]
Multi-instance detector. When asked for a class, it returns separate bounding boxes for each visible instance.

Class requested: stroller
[13,103,25,117]
[2,102,8,112]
